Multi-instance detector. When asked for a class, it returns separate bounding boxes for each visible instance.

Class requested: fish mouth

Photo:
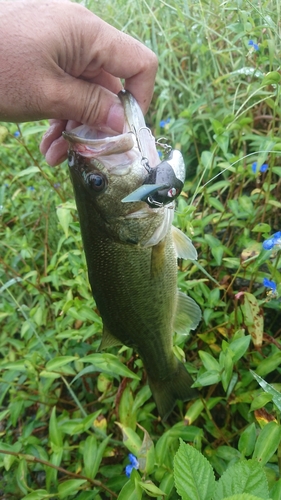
[63,91,159,167]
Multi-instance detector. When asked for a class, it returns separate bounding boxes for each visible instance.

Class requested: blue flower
[125,453,139,477]
[252,161,268,174]
[248,40,259,51]
[53,183,61,189]
[159,118,171,128]
[28,186,35,191]
[263,277,277,292]
[262,231,281,250]
[14,130,20,137]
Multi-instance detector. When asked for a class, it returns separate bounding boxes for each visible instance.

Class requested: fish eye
[87,172,107,193]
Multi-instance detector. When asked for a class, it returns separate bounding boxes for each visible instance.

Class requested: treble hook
[155,137,172,155]
[131,125,153,171]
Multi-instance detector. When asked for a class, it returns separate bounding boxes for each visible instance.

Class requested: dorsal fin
[173,291,202,333]
[171,225,197,260]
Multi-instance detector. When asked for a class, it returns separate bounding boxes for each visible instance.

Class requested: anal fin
[99,325,122,350]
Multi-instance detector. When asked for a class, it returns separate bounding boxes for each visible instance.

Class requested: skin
[0,0,158,166]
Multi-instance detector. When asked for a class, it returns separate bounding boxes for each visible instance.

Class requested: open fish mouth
[63,90,186,208]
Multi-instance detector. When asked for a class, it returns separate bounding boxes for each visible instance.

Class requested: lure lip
[121,183,168,203]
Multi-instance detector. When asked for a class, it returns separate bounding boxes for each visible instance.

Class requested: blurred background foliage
[0,0,280,498]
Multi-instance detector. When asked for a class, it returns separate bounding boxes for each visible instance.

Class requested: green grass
[0,0,280,498]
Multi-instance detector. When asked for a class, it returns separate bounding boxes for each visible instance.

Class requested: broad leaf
[214,459,269,499]
[174,439,215,500]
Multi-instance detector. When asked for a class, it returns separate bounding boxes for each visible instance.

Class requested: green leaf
[83,434,110,480]
[211,119,224,135]
[132,385,152,412]
[193,370,221,387]
[159,473,175,497]
[116,423,142,455]
[77,353,140,380]
[58,479,87,499]
[59,411,101,436]
[214,132,230,155]
[250,371,281,411]
[173,439,216,500]
[119,386,137,429]
[214,459,269,499]
[250,392,273,411]
[49,407,63,449]
[208,197,225,212]
[139,481,166,497]
[46,450,63,490]
[46,356,78,371]
[12,166,40,182]
[184,400,204,425]
[39,371,61,380]
[229,336,251,363]
[0,277,22,293]
[270,477,281,500]
[16,459,28,495]
[223,496,270,500]
[201,151,214,169]
[21,125,48,136]
[117,473,143,500]
[220,350,233,392]
[252,421,281,466]
[21,491,49,500]
[56,205,73,238]
[262,71,281,85]
[238,423,256,457]
[255,352,281,377]
[199,351,220,371]
[83,435,97,479]
[252,223,272,233]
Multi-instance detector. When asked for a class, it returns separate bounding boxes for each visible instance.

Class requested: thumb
[47,75,125,133]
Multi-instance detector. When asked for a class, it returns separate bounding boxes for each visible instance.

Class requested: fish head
[63,91,173,245]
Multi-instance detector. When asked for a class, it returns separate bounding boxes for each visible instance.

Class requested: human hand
[0,0,158,165]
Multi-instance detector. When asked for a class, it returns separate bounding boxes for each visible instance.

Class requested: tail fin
[148,360,198,421]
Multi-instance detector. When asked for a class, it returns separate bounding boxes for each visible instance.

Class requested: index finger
[79,12,158,113]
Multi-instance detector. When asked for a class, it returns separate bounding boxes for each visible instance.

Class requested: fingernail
[106,103,124,134]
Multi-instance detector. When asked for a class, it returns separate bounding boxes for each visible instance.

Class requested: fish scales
[64,91,201,420]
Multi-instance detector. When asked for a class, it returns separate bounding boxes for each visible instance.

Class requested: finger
[40,119,81,165]
[44,135,68,166]
[40,120,66,155]
[80,68,123,96]
[44,76,125,130]
[66,8,158,114]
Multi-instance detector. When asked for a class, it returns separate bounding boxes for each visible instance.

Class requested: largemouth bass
[63,91,201,420]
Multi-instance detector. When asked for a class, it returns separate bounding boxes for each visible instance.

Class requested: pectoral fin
[172,225,197,260]
[99,325,122,350]
[173,291,202,333]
